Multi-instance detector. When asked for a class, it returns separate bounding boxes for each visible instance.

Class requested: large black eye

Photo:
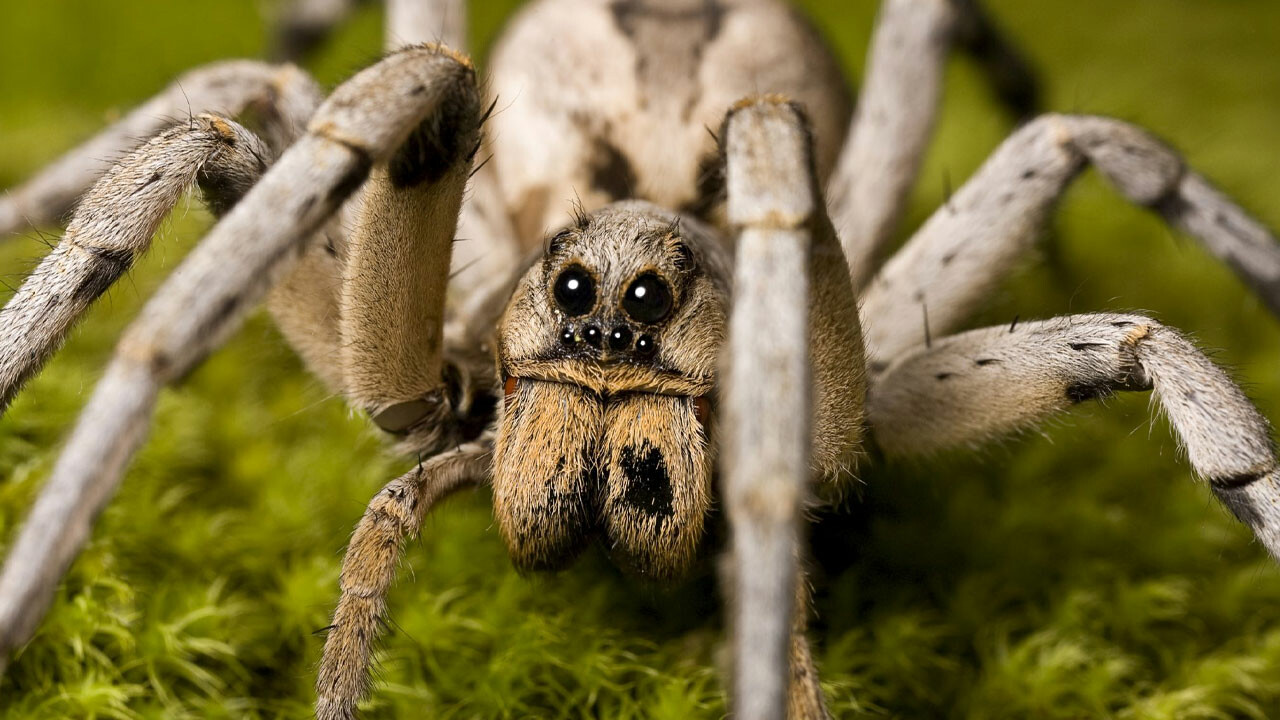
[553,265,596,316]
[622,272,673,324]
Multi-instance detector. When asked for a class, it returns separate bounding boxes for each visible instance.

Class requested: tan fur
[316,439,491,720]
[492,380,604,569]
[7,3,1280,720]
[602,393,713,579]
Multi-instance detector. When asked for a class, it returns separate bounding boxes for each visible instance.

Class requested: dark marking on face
[389,87,479,188]
[1066,381,1113,404]
[975,358,1000,366]
[587,138,638,202]
[1069,342,1107,351]
[619,443,674,525]
[935,372,955,381]
[1111,320,1135,328]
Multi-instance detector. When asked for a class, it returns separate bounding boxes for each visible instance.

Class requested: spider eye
[553,265,596,316]
[622,273,673,324]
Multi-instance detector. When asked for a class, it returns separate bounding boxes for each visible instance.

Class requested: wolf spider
[1,0,1280,717]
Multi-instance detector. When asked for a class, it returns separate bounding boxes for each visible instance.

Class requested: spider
[1,0,1280,717]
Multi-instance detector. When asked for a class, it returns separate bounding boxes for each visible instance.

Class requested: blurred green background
[2,1,1280,717]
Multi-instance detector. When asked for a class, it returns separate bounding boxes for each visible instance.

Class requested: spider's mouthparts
[501,374,712,426]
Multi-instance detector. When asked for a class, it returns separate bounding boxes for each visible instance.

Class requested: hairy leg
[315,437,492,720]
[0,45,479,673]
[386,0,467,52]
[828,0,1039,291]
[867,313,1280,556]
[339,55,484,452]
[950,0,1039,120]
[721,98,866,719]
[271,0,369,61]
[860,114,1280,365]
[0,61,320,237]
[0,116,270,412]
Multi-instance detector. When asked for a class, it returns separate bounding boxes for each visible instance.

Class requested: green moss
[3,1,1280,717]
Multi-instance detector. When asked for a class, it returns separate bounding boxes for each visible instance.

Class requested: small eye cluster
[552,264,673,359]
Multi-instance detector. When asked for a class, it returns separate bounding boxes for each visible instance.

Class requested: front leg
[720,98,867,719]
[338,52,487,453]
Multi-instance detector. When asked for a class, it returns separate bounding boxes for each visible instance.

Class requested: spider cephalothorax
[2,1,1280,719]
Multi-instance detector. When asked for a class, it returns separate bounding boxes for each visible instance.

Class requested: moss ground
[2,1,1280,717]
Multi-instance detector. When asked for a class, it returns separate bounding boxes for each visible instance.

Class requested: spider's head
[491,201,729,580]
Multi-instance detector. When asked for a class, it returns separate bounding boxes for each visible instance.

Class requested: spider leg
[867,313,1280,557]
[827,0,953,291]
[951,0,1040,121]
[382,1,520,325]
[0,116,271,412]
[270,0,369,62]
[0,60,320,237]
[386,0,467,52]
[339,61,484,452]
[829,0,1040,291]
[316,435,492,720]
[860,114,1280,366]
[721,98,867,719]
[0,45,479,674]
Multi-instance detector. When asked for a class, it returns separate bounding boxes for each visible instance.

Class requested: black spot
[619,443,674,524]
[72,246,133,302]
[198,166,256,217]
[935,372,955,381]
[587,138,637,202]
[133,171,163,195]
[975,358,1001,366]
[388,83,479,188]
[941,252,957,266]
[1210,470,1268,490]
[1066,381,1113,404]
[1021,168,1037,179]
[1213,484,1265,530]
[326,148,373,205]
[1111,320,1134,328]
[1069,342,1106,351]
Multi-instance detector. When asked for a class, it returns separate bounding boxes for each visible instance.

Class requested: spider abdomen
[486,0,852,245]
